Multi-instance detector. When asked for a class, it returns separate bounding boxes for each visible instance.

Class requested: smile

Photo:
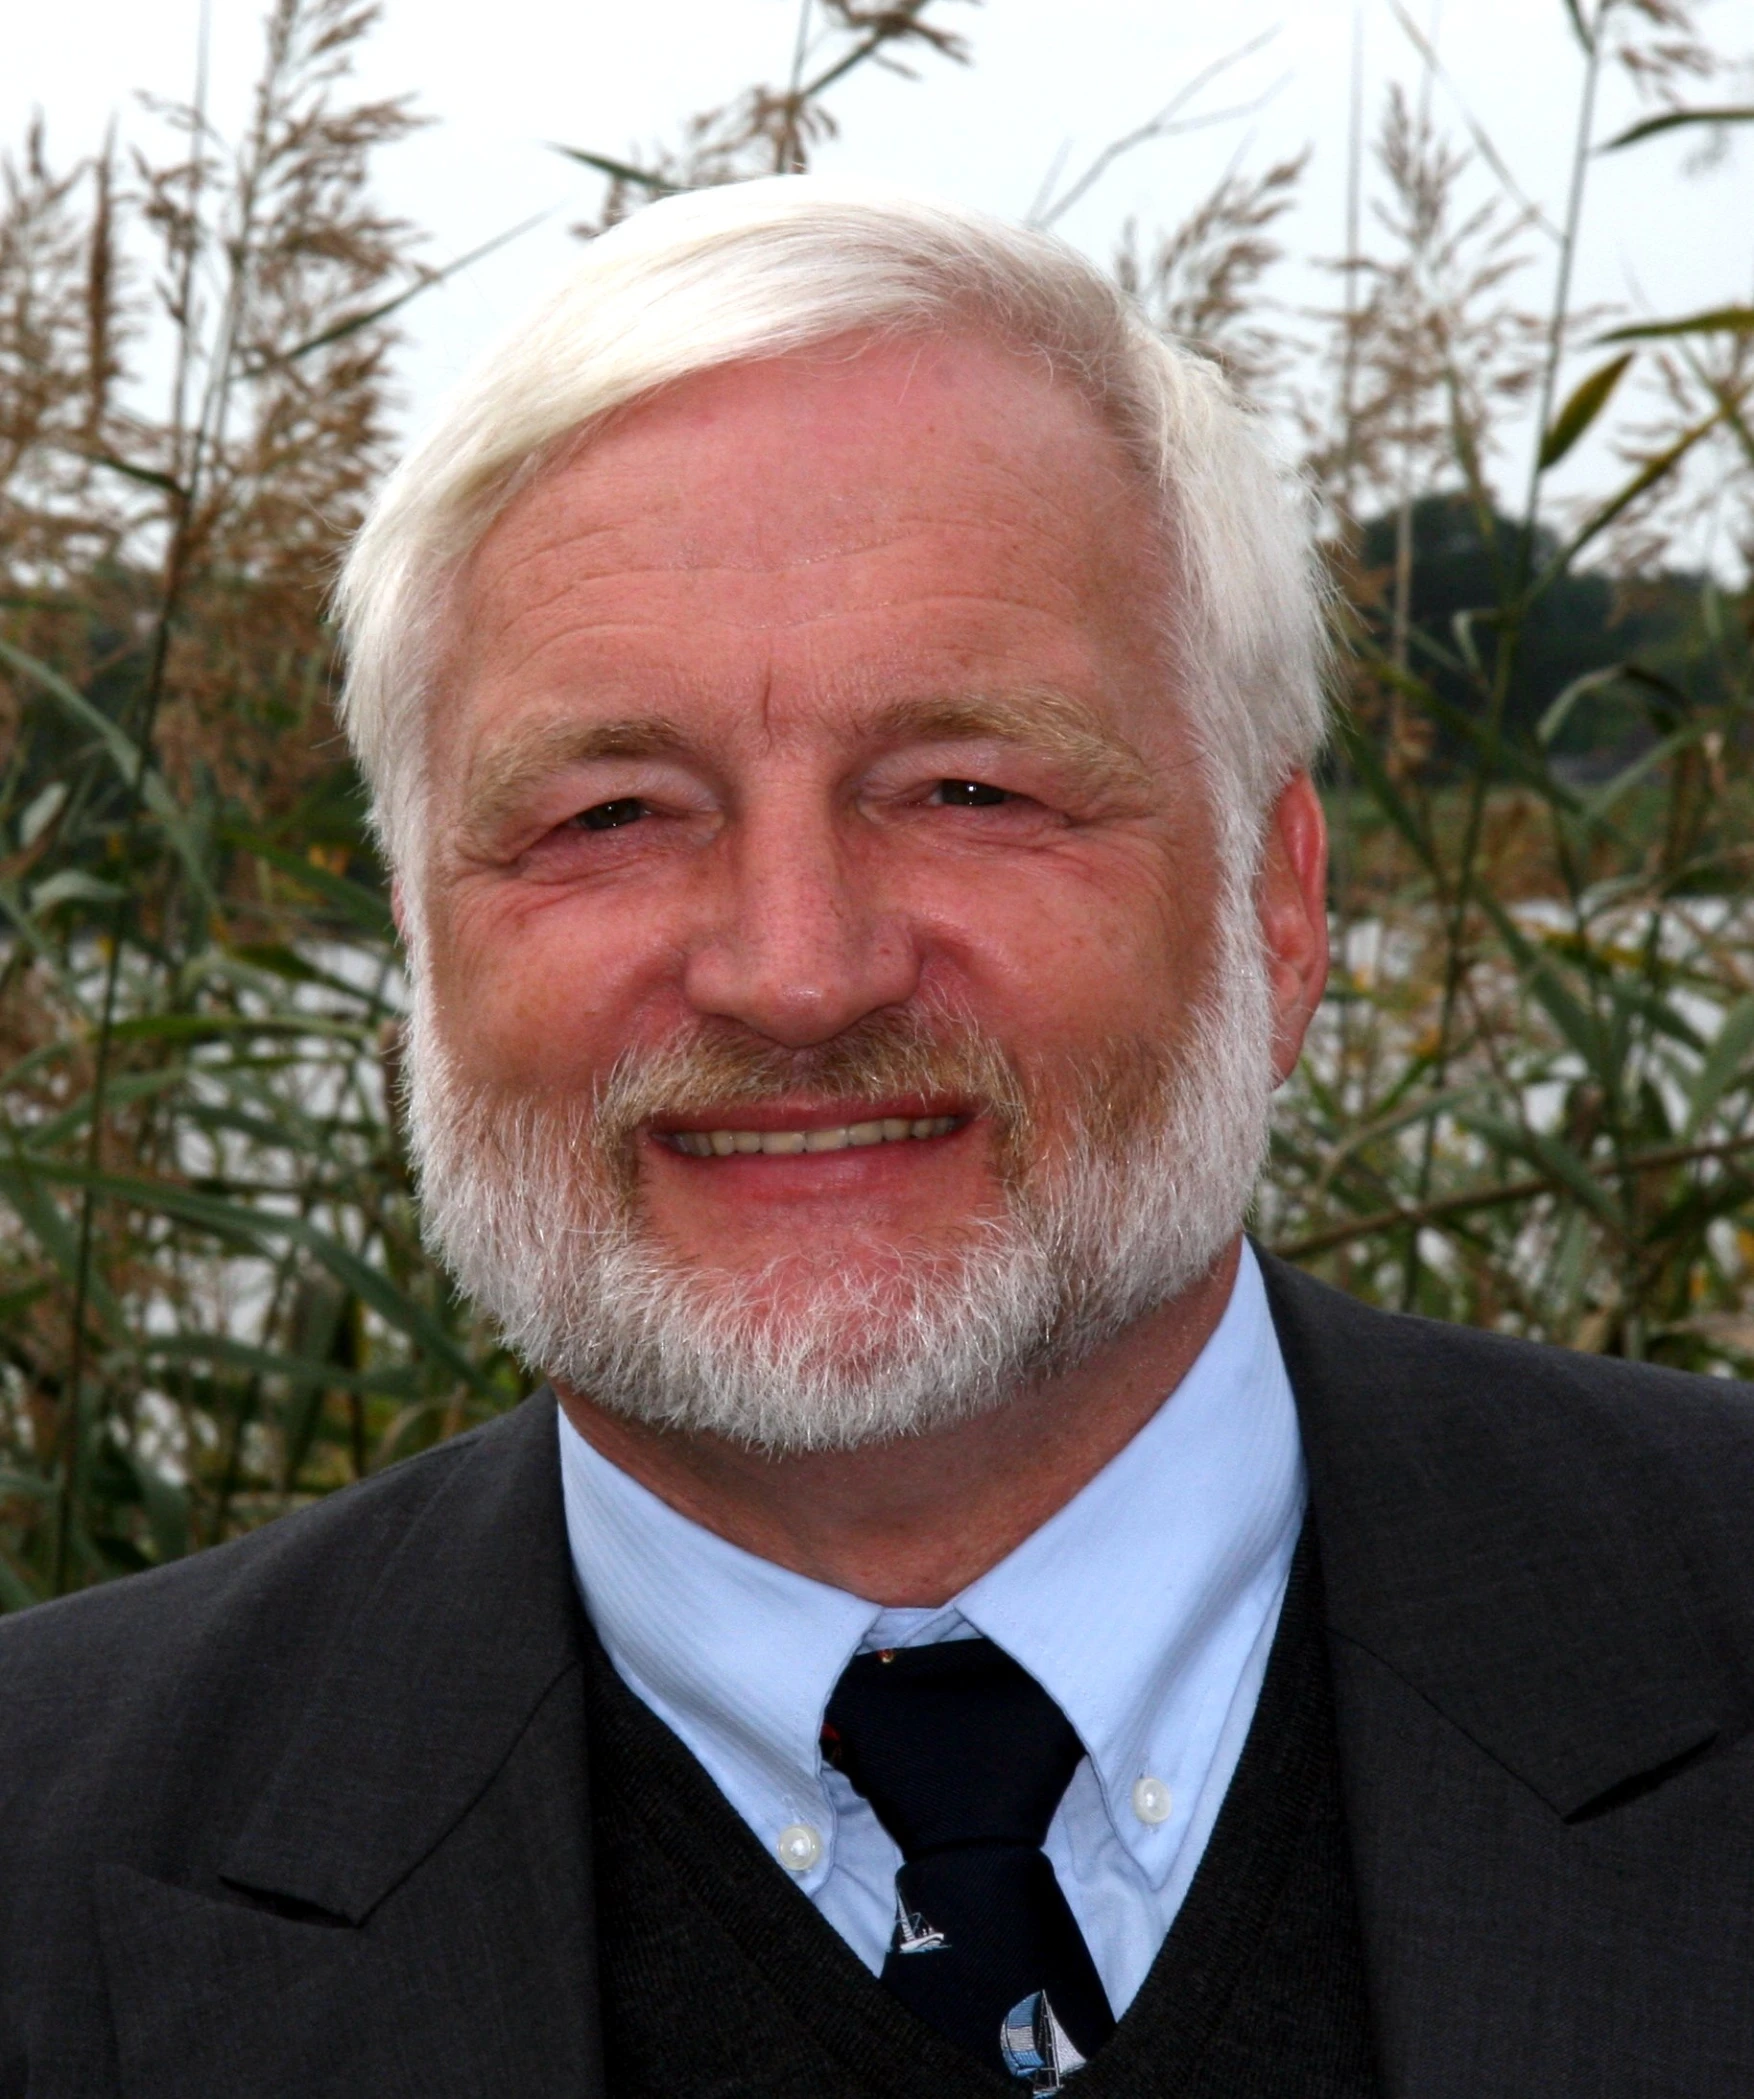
[662,1116,961,1158]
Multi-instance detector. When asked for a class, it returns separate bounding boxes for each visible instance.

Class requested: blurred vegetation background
[2,0,1752,1603]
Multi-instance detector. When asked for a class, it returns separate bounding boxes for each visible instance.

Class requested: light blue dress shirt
[559,1239,1305,2016]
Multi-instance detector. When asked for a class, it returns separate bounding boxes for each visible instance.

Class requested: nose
[681,794,920,1048]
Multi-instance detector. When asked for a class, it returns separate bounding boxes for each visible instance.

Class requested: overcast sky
[6,0,1751,524]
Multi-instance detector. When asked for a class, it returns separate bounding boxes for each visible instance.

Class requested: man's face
[409,332,1323,1442]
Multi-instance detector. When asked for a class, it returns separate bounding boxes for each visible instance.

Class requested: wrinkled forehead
[475,316,1162,548]
[434,332,1178,750]
[500,331,1148,537]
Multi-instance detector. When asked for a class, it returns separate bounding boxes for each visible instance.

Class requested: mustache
[589,1003,1033,1166]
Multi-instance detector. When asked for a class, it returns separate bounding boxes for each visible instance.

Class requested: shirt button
[1132,1776,1173,1826]
[776,1822,824,1873]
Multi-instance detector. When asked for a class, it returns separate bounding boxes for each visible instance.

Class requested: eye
[931,779,1011,808]
[572,797,648,832]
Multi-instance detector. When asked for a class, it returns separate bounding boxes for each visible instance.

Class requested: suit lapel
[1258,1251,1734,1817]
[1259,1253,1754,2096]
[218,1390,582,1919]
[100,1392,605,2098]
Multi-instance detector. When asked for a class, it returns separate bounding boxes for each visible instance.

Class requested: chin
[535,1220,1066,1455]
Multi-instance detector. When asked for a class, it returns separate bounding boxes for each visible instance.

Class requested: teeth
[667,1116,957,1158]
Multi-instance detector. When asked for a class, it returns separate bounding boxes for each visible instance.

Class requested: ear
[1256,771,1329,1085]
[390,876,409,945]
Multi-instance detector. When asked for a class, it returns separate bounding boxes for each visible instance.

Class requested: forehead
[440,332,1172,757]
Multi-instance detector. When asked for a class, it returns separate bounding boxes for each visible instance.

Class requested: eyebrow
[461,715,689,840]
[457,686,1158,844]
[859,691,1157,802]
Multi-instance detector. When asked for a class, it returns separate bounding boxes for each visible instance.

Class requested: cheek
[422,885,665,1093]
[909,837,1214,1063]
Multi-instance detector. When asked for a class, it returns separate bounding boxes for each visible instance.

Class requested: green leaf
[18,780,67,848]
[224,942,327,984]
[1476,896,1612,1079]
[1539,353,1633,468]
[1603,977,1707,1056]
[1311,1082,1494,1165]
[16,1068,186,1153]
[1581,720,1713,826]
[1599,105,1754,152]
[0,1549,42,1614]
[1334,713,1442,880]
[1549,409,1723,574]
[84,451,188,499]
[1369,653,1588,815]
[0,1037,85,1095]
[548,143,684,194]
[141,1332,421,1398]
[1686,996,1754,1136]
[217,943,393,1008]
[1597,306,1754,346]
[0,1162,131,1346]
[230,833,395,939]
[0,1279,53,1327]
[1537,666,1625,747]
[108,1011,370,1046]
[1617,661,1695,735]
[240,213,550,376]
[0,882,62,970]
[0,1468,56,1500]
[0,638,214,909]
[116,1447,190,1563]
[28,870,128,914]
[19,1164,489,1395]
[1459,1112,1623,1226]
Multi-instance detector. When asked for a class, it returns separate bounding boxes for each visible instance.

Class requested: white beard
[403,874,1276,1454]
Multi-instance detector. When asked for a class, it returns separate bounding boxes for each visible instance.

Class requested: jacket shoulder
[1258,1253,1754,1763]
[0,1396,553,1824]
[1259,1247,1754,1477]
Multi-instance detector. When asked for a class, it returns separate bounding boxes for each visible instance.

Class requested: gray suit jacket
[5,1255,1754,2096]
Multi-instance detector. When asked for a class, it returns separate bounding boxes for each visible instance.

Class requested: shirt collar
[948,1241,1304,1860]
[558,1415,873,1850]
[559,1240,1303,1877]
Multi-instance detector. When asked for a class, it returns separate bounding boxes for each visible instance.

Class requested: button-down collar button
[1132,1776,1173,1826]
[777,1822,824,1873]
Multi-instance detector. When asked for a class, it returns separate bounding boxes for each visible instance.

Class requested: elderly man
[5,181,1754,2099]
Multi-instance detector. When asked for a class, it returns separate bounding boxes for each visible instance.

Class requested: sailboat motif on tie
[999,1990,1088,2091]
[890,1890,947,1954]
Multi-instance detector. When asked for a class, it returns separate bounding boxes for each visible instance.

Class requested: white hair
[334,175,1329,900]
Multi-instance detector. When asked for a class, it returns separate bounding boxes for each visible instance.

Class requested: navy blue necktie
[824,1638,1115,2086]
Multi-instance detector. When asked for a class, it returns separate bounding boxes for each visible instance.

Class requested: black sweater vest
[585,1533,1383,2097]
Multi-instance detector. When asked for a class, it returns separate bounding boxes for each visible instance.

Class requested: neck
[556,1236,1241,1606]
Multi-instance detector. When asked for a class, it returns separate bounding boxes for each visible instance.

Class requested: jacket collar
[1258,1249,1739,1819]
[219,1390,582,1923]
